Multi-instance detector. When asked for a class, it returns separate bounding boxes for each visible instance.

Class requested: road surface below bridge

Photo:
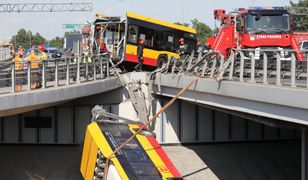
[0,140,300,180]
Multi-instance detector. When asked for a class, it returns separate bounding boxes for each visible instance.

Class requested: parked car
[46,48,62,58]
[299,40,308,50]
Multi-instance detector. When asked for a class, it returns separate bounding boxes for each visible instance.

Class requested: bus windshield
[245,14,290,34]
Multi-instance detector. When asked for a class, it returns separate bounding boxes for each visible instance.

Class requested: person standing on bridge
[12,51,24,92]
[38,45,48,61]
[135,39,145,72]
[178,38,187,59]
[26,50,40,89]
[37,45,48,88]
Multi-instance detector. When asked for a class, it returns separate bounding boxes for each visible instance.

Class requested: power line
[0,3,93,13]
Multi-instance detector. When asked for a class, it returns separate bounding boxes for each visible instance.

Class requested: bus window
[128,24,138,44]
[139,27,154,48]
[166,34,174,51]
[154,31,165,50]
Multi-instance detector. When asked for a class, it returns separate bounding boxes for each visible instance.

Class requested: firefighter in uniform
[38,45,48,88]
[178,38,187,59]
[12,51,24,92]
[38,45,48,61]
[135,39,145,72]
[26,50,40,89]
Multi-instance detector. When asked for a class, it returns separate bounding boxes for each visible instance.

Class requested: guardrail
[158,49,308,89]
[0,54,110,94]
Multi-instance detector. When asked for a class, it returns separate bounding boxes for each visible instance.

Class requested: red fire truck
[208,7,304,61]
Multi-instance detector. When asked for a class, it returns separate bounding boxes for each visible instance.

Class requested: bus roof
[126,12,196,34]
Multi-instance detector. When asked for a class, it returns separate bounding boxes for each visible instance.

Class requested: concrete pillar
[302,127,308,180]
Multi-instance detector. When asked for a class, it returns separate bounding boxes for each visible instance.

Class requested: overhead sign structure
[0,3,93,13]
[63,24,83,29]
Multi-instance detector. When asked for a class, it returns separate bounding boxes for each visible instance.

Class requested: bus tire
[157,56,167,68]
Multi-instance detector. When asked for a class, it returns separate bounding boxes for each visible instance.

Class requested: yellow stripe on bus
[87,122,129,180]
[127,12,196,34]
[128,125,175,179]
[85,139,99,180]
[126,44,179,60]
[80,128,93,178]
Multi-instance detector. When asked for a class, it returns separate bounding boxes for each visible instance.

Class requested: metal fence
[0,54,110,94]
[158,49,308,89]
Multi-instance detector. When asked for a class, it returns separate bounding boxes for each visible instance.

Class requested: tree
[11,29,30,48]
[290,0,308,32]
[49,36,64,49]
[32,32,46,46]
[191,18,212,43]
[65,30,81,36]
[10,29,46,48]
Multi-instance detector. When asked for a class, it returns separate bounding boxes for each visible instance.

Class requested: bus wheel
[157,57,166,68]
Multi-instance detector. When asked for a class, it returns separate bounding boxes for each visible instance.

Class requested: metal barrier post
[100,56,103,78]
[106,56,110,77]
[55,60,58,87]
[93,58,96,80]
[263,53,268,85]
[219,56,224,72]
[291,53,296,88]
[42,60,46,88]
[250,52,255,83]
[27,61,31,90]
[85,56,89,81]
[200,60,208,78]
[276,53,282,86]
[239,52,244,82]
[77,55,81,84]
[228,53,234,80]
[11,62,15,93]
[66,58,70,85]
[307,52,308,89]
[210,59,217,78]
[76,41,81,84]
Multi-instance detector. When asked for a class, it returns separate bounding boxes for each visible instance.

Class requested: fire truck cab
[209,7,304,61]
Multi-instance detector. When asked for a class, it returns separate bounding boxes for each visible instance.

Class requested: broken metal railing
[158,49,308,89]
[0,53,110,94]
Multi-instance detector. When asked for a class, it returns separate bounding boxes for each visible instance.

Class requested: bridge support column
[302,127,308,180]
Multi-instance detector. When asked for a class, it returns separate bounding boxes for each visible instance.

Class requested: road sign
[63,24,82,29]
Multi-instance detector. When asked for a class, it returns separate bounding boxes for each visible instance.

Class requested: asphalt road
[0,140,301,180]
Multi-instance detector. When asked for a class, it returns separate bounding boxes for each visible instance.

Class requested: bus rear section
[124,12,197,68]
[80,121,182,180]
[93,14,126,61]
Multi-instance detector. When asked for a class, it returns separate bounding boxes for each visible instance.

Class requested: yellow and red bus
[93,12,197,68]
[80,121,182,180]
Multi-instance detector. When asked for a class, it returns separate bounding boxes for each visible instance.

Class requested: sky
[0,0,299,41]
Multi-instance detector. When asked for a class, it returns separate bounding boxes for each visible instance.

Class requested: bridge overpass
[1,50,308,179]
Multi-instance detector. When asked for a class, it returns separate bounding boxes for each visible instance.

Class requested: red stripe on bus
[125,54,157,67]
[146,136,182,177]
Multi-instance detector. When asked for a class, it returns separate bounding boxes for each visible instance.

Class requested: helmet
[38,45,45,51]
[179,38,184,42]
[139,39,145,44]
[205,42,210,48]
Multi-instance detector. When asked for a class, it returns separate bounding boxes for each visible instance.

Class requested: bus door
[102,23,125,58]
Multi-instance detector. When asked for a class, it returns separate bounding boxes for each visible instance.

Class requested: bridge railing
[224,49,308,88]
[0,53,110,94]
[159,49,308,89]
